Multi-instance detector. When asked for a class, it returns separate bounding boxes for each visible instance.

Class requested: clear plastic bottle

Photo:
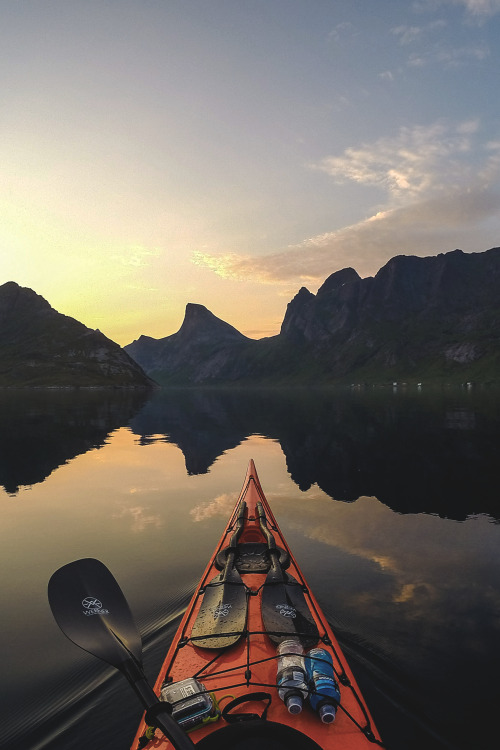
[276,639,308,715]
[306,648,341,723]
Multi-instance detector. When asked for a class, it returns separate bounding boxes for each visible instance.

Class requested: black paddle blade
[48,558,143,670]
[190,556,247,649]
[256,502,319,648]
[261,563,319,649]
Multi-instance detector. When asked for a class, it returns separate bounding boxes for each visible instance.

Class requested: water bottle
[276,639,308,715]
[306,648,341,723]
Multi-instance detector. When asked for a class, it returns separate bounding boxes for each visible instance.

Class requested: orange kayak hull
[131,460,383,750]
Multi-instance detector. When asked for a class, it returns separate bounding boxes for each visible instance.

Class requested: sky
[1,0,500,346]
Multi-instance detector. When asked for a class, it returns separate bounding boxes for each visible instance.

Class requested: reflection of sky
[190,480,500,669]
[1,428,499,749]
[271,489,500,737]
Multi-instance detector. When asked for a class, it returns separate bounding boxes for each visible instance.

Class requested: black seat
[196,720,324,750]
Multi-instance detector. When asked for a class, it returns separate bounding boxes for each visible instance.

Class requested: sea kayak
[130,460,383,750]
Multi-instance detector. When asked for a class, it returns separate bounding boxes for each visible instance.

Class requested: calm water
[1,387,499,750]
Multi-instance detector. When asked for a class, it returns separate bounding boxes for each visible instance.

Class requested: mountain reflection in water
[128,387,500,521]
[0,389,149,495]
[2,387,499,521]
[1,386,499,750]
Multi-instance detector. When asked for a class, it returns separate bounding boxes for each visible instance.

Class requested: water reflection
[129,388,500,521]
[0,409,499,750]
[2,387,499,522]
[0,389,149,494]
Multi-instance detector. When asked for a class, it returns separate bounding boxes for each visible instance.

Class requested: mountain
[0,282,155,387]
[126,303,253,384]
[281,247,500,382]
[125,247,500,385]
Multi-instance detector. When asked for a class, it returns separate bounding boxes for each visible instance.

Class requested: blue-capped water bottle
[306,648,341,723]
[276,639,308,715]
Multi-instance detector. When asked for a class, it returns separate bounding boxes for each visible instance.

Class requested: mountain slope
[126,303,259,384]
[125,247,500,385]
[0,282,155,387]
[281,247,500,381]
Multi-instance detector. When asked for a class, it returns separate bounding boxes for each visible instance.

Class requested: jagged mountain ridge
[281,247,500,379]
[126,247,500,384]
[0,282,154,387]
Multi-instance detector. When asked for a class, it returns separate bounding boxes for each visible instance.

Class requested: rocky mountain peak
[126,246,500,385]
[177,303,248,344]
[0,282,154,387]
[317,267,361,296]
[0,281,53,322]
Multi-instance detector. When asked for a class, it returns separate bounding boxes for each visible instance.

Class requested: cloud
[392,25,423,44]
[458,0,500,17]
[113,245,161,268]
[190,493,237,522]
[407,42,490,68]
[392,13,489,68]
[328,22,357,43]
[315,120,481,202]
[193,119,500,285]
[113,504,163,532]
[413,0,500,18]
[193,188,500,284]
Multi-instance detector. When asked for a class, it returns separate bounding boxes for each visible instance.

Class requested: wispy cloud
[407,42,489,68]
[413,0,500,20]
[392,25,423,44]
[193,119,500,285]
[328,22,357,43]
[392,12,490,68]
[113,245,161,268]
[457,0,500,17]
[113,503,163,532]
[315,120,480,202]
[190,493,237,522]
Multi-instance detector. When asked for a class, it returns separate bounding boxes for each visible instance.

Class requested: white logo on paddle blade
[276,603,297,618]
[81,596,109,617]
[213,603,232,619]
[82,597,102,609]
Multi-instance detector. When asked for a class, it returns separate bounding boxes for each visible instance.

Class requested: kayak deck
[131,460,383,750]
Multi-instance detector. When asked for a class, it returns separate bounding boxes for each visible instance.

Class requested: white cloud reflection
[190,493,237,522]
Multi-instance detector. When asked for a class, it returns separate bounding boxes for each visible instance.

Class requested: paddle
[190,500,248,649]
[256,502,319,649]
[48,558,195,750]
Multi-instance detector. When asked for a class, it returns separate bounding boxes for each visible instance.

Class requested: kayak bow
[131,460,383,750]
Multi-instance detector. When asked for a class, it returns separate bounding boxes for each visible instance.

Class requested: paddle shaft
[257,502,285,581]
[256,502,278,555]
[256,502,320,648]
[123,659,196,750]
[48,559,195,750]
[229,500,246,546]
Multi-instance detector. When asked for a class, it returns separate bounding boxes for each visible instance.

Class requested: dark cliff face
[281,267,364,343]
[126,303,256,384]
[0,282,154,387]
[177,303,247,344]
[126,247,500,385]
[277,247,500,381]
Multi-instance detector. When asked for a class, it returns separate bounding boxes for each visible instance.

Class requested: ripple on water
[0,590,193,750]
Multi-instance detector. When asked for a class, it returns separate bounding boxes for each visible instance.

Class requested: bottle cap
[279,639,303,654]
[319,703,336,723]
[286,695,303,714]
